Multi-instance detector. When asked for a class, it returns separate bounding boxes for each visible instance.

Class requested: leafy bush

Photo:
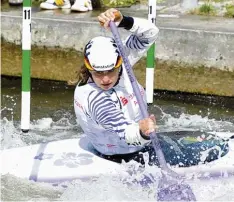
[199,3,216,15]
[225,4,234,17]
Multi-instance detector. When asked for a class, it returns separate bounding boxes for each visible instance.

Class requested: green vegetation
[199,3,216,15]
[136,0,165,4]
[189,0,217,16]
[101,0,136,7]
[225,4,234,17]
[32,0,44,6]
[189,0,234,18]
[212,0,225,2]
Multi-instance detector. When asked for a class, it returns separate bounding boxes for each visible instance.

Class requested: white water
[1,110,234,201]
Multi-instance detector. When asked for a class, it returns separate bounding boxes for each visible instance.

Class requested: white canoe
[1,131,233,183]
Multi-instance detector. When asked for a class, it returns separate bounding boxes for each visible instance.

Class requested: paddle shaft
[109,21,170,171]
[110,22,197,202]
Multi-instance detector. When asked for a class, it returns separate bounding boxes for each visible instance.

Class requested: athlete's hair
[77,64,91,86]
[68,64,90,86]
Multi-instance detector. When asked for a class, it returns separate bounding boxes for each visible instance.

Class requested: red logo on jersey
[107,144,116,148]
[75,99,83,110]
[120,96,128,106]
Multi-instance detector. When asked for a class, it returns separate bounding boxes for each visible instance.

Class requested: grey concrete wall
[1,13,129,51]
[157,28,234,71]
[1,12,234,71]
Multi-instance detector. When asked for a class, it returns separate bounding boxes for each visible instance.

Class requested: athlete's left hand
[97,8,123,29]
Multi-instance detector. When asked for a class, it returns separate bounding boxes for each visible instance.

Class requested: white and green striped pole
[21,0,31,132]
[146,0,156,104]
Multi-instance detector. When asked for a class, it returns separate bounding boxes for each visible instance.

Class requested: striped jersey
[74,17,159,155]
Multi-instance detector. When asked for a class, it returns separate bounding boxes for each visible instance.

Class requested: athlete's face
[90,68,120,90]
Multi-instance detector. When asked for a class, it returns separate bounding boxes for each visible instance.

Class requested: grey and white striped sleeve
[87,91,131,139]
[123,17,159,66]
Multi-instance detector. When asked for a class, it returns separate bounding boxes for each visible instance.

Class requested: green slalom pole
[21,0,31,132]
[146,0,156,104]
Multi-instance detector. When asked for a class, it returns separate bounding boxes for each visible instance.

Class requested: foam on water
[1,174,63,201]
[1,117,27,149]
[159,112,234,132]
[59,160,161,201]
[1,111,234,201]
[189,177,234,201]
[58,157,234,201]
[1,117,80,149]
[59,176,156,201]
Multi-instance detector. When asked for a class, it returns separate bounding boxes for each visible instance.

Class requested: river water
[2,1,234,200]
[1,76,234,201]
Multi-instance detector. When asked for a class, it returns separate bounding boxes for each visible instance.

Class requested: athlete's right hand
[97,8,123,29]
[138,114,156,136]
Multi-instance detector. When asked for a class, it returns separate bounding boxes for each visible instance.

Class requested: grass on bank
[190,0,234,18]
[225,4,234,17]
[199,3,216,15]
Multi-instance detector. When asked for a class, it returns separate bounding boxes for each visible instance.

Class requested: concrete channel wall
[1,11,234,96]
[157,28,234,71]
[2,11,234,71]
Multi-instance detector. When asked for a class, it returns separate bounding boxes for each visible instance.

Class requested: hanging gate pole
[21,0,31,132]
[146,0,156,104]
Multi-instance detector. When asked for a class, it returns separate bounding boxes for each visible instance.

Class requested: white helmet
[84,36,122,71]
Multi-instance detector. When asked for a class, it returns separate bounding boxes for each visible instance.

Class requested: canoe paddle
[109,21,196,201]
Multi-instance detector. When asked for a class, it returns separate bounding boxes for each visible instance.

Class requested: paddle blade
[157,176,196,201]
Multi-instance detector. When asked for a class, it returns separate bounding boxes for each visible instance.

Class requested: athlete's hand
[97,8,123,29]
[54,0,64,6]
[139,114,157,136]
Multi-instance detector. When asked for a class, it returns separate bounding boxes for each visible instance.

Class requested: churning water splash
[1,111,233,150]
[1,110,234,201]
[58,160,160,201]
[1,174,63,201]
[1,117,27,149]
[0,116,80,150]
[54,158,234,201]
[158,113,234,133]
